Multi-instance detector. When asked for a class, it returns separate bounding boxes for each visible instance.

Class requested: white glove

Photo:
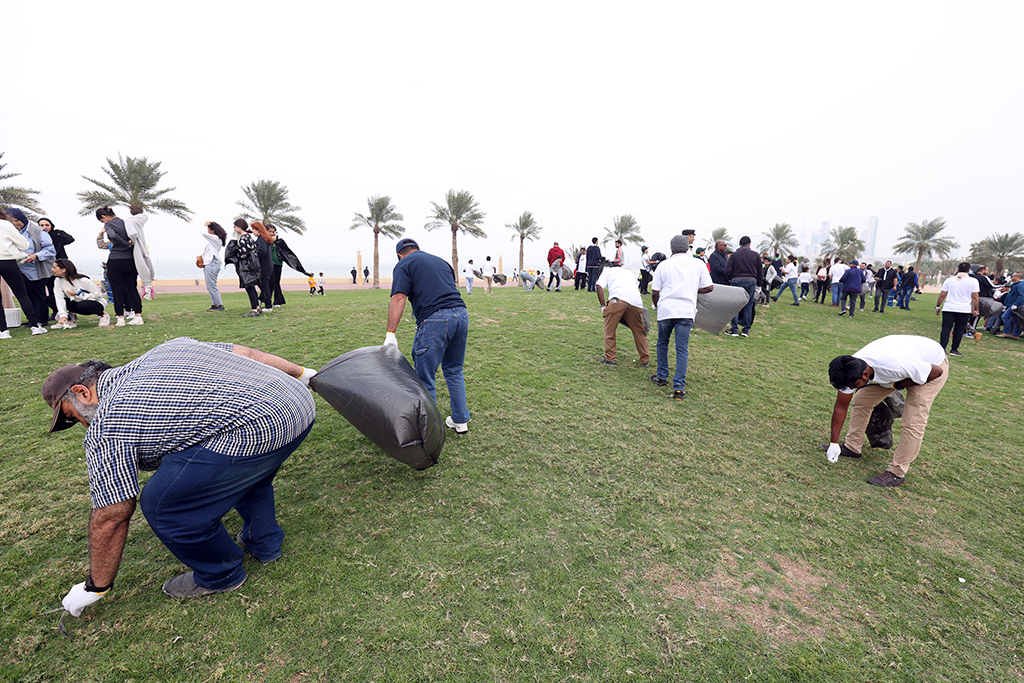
[826,443,840,463]
[62,582,107,617]
[297,367,317,386]
[383,332,398,347]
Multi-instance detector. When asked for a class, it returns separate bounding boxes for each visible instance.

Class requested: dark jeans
[940,311,970,352]
[586,266,600,291]
[139,422,313,590]
[773,278,798,304]
[840,291,859,316]
[258,273,273,309]
[106,258,142,317]
[575,272,587,290]
[546,270,561,290]
[271,264,286,306]
[729,279,758,334]
[814,280,829,303]
[656,317,694,391]
[412,306,470,424]
[639,270,653,294]
[66,300,106,317]
[22,276,49,325]
[799,282,810,299]
[897,287,914,308]
[44,275,59,319]
[244,285,260,310]
[874,287,891,311]
[0,260,39,330]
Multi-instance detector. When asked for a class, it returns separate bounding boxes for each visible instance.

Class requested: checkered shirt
[83,337,316,508]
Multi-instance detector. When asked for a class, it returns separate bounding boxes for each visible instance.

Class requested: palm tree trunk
[451,226,459,283]
[915,251,924,277]
[519,237,524,272]
[373,228,380,289]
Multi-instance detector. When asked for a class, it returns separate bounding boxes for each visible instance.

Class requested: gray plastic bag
[694,285,750,335]
[309,345,444,470]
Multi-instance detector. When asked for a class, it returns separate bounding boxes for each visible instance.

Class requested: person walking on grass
[772,254,800,306]
[94,207,144,327]
[463,260,475,294]
[39,217,75,320]
[224,219,263,317]
[385,238,471,435]
[814,258,831,304]
[483,256,495,294]
[825,335,948,487]
[829,257,848,307]
[317,273,325,295]
[873,261,897,313]
[351,267,357,284]
[575,248,588,291]
[586,238,602,292]
[201,222,227,312]
[308,273,317,296]
[838,260,866,317]
[936,262,980,358]
[45,337,317,613]
[897,266,918,309]
[650,236,714,400]
[595,258,649,368]
[725,236,763,337]
[363,266,370,284]
[546,241,566,291]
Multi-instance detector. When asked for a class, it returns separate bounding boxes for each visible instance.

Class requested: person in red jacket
[546,241,566,291]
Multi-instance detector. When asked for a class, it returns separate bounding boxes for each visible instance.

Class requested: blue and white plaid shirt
[83,337,316,508]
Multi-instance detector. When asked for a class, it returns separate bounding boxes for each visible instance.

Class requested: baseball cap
[396,238,419,254]
[42,363,86,432]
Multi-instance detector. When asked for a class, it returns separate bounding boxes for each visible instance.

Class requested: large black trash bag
[309,345,445,470]
[866,390,905,449]
[493,273,507,285]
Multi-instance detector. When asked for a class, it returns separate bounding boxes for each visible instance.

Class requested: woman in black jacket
[224,219,264,317]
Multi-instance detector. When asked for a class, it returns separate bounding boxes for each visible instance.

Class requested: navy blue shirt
[840,267,866,292]
[391,250,465,324]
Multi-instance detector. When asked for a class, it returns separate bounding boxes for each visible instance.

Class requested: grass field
[1,284,1022,682]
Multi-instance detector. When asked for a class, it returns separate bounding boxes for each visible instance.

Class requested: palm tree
[237,179,306,234]
[757,223,799,256]
[77,154,191,219]
[425,190,486,281]
[819,226,865,263]
[506,211,542,272]
[708,227,732,248]
[968,232,1024,275]
[351,195,404,289]
[892,218,959,274]
[603,214,643,246]
[0,152,44,214]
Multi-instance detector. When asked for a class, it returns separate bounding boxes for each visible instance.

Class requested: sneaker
[839,310,847,316]
[639,362,649,368]
[206,306,220,312]
[127,316,144,326]
[31,325,48,335]
[242,310,261,318]
[790,302,800,306]
[726,331,740,337]
[740,332,749,337]
[597,358,617,365]
[555,288,561,292]
[115,318,126,327]
[949,350,963,357]
[263,306,274,312]
[235,531,280,566]
[867,471,905,487]
[98,313,111,327]
[0,330,11,339]
[650,375,668,387]
[125,311,136,320]
[51,321,77,329]
[445,416,469,434]
[671,390,686,400]
[162,571,246,598]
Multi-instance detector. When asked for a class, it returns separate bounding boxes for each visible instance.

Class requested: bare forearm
[387,294,407,333]
[829,407,848,443]
[232,344,303,378]
[88,498,136,587]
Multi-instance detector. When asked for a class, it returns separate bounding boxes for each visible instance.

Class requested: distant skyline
[5,1,1019,276]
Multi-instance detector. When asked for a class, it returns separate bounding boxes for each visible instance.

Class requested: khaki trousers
[844,359,948,477]
[603,299,650,364]
[483,276,492,294]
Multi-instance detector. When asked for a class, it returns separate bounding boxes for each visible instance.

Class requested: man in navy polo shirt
[385,238,471,434]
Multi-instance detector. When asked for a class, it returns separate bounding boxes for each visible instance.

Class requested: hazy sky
[5,0,1021,274]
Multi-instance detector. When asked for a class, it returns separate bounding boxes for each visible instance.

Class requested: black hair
[208,221,227,246]
[39,217,55,228]
[828,356,867,391]
[908,266,915,272]
[95,206,116,220]
[739,236,751,246]
[53,258,87,281]
[957,262,971,273]
[591,237,598,244]
[233,218,250,232]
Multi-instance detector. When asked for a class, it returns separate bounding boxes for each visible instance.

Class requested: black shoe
[671,390,686,400]
[650,375,667,387]
[790,302,799,306]
[839,310,847,316]
[949,350,963,357]
[726,331,740,337]
[819,443,862,458]
[867,471,905,487]
[598,358,616,366]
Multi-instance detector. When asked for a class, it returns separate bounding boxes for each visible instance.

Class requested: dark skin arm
[387,293,408,333]
[831,363,944,441]
[597,286,607,307]
[88,498,136,587]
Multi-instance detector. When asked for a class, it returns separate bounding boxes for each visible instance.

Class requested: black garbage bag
[494,273,507,285]
[649,252,667,271]
[866,390,905,449]
[309,345,444,470]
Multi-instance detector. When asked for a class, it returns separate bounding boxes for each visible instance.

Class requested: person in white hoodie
[125,207,156,300]
[50,259,109,329]
[0,207,45,338]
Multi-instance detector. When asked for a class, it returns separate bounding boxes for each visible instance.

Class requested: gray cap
[670,235,689,253]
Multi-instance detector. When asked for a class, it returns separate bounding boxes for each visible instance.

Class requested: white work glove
[297,367,317,386]
[826,443,841,463]
[383,332,398,347]
[62,582,107,617]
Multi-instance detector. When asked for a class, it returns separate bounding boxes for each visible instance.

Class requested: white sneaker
[98,313,111,327]
[51,321,77,329]
[126,311,136,320]
[115,318,126,327]
[31,325,48,335]
[127,316,144,326]
[0,330,11,339]
[264,306,274,312]
[445,416,469,434]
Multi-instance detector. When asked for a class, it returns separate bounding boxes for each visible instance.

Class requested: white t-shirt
[940,274,980,313]
[463,266,475,278]
[650,252,713,320]
[830,263,849,284]
[798,271,813,284]
[839,335,946,394]
[483,264,496,277]
[577,254,587,272]
[595,266,643,308]
[782,262,798,280]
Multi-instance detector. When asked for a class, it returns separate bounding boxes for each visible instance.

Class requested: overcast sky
[5,0,1021,274]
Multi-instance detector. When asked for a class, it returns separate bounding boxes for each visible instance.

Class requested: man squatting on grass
[385,238,471,435]
[826,335,948,487]
[47,337,318,616]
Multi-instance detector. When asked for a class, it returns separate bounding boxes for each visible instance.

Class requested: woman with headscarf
[224,218,263,317]
[38,217,75,320]
[50,258,108,328]
[0,207,45,337]
[201,221,227,311]
[94,206,144,326]
[5,207,55,333]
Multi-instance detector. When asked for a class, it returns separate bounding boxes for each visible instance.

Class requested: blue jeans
[729,280,757,334]
[139,421,314,589]
[898,287,913,308]
[465,276,474,294]
[774,278,798,304]
[830,282,840,304]
[656,318,694,391]
[1002,307,1020,336]
[412,306,470,424]
[204,260,222,306]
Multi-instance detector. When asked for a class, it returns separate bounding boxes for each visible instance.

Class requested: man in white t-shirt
[829,258,849,307]
[482,256,496,294]
[935,262,980,357]
[595,260,649,367]
[825,335,949,486]
[650,236,714,399]
[462,260,475,294]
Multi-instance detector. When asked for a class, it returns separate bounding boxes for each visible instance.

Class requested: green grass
[1,287,1022,682]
